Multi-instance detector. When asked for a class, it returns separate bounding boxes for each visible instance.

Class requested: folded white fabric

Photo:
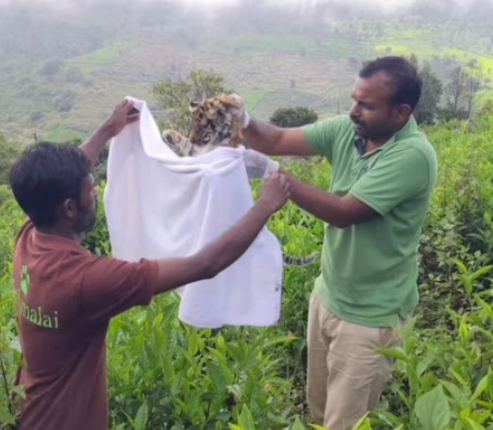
[103,96,283,328]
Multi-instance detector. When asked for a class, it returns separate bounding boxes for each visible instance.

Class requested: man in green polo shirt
[230,56,438,430]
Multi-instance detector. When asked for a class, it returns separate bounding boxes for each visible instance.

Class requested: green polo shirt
[302,114,437,328]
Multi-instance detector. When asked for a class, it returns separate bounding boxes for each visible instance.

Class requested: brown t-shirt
[12,219,159,430]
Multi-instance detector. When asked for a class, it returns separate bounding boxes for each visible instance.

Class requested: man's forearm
[79,124,113,169]
[281,168,378,228]
[242,119,284,155]
[284,171,349,228]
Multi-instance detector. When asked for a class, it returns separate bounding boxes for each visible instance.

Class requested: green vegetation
[3,100,493,429]
[152,69,233,134]
[270,106,319,127]
[242,90,266,112]
[43,125,87,143]
[66,41,134,73]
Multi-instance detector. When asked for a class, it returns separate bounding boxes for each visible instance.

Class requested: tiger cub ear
[189,101,199,113]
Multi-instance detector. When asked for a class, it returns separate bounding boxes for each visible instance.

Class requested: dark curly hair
[359,56,423,111]
[9,141,92,228]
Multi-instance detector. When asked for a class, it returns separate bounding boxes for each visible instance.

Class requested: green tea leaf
[470,265,493,281]
[472,374,489,401]
[378,347,410,363]
[291,416,306,430]
[416,352,436,377]
[414,385,450,430]
[238,404,256,430]
[207,362,227,393]
[454,259,469,274]
[0,404,16,425]
[133,401,148,430]
[488,368,493,402]
[462,417,486,430]
[440,380,471,410]
[351,413,372,430]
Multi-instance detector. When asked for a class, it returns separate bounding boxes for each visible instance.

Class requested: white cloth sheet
[103,97,283,328]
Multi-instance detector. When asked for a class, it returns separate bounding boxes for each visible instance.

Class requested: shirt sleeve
[349,147,431,216]
[77,255,160,325]
[301,115,351,162]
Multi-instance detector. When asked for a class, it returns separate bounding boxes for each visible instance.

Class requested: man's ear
[60,198,78,220]
[394,104,412,123]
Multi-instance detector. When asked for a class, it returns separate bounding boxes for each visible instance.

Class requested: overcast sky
[0,0,490,17]
[0,0,463,9]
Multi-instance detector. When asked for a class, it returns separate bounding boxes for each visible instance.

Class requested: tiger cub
[162,93,244,157]
[161,93,320,267]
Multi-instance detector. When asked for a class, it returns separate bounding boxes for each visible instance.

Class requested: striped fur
[162,93,243,157]
[162,94,320,267]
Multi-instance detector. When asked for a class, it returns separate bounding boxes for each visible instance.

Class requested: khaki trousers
[306,292,402,430]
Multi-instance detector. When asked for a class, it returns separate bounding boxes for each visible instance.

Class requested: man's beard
[75,200,97,234]
[352,119,368,137]
[352,119,392,140]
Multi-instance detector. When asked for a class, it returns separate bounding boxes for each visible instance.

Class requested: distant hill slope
[1,2,493,144]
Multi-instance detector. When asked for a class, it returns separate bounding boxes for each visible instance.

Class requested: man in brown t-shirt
[8,100,290,430]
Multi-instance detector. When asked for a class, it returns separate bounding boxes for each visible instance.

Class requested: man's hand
[101,99,140,138]
[244,149,280,179]
[225,94,314,157]
[228,93,250,128]
[257,172,291,214]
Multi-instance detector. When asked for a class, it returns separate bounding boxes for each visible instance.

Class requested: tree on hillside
[464,67,484,119]
[152,69,233,134]
[407,54,443,124]
[447,66,467,116]
[415,63,443,124]
[269,106,318,128]
[440,65,483,121]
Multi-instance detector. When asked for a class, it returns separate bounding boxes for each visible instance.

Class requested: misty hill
[1,0,493,144]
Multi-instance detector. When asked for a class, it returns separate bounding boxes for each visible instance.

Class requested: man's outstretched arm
[228,94,315,157]
[242,118,314,157]
[280,170,378,229]
[276,144,431,229]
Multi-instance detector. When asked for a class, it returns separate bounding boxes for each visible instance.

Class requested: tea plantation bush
[2,104,493,429]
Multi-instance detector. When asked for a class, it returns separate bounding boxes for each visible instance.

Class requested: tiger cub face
[162,93,244,157]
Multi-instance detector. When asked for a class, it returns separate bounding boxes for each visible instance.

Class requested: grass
[375,44,493,80]
[233,34,314,51]
[242,90,266,112]
[474,89,493,110]
[443,48,493,76]
[66,41,135,73]
[43,125,86,143]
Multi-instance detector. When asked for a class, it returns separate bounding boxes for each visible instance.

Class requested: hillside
[1,1,493,144]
